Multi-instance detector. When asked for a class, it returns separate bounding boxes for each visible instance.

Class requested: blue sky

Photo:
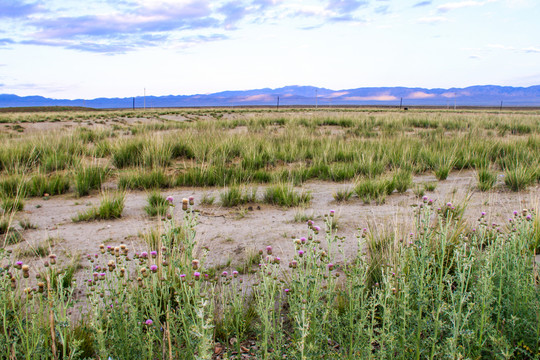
[0,0,539,99]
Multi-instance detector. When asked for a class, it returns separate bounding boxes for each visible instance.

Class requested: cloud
[220,2,249,29]
[0,0,43,18]
[417,16,447,24]
[375,5,390,14]
[413,1,432,7]
[437,0,494,12]
[469,54,482,59]
[344,94,398,101]
[407,91,435,99]
[325,0,368,22]
[0,38,16,46]
[523,46,540,53]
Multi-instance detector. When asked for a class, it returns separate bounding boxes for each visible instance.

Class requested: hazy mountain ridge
[1,85,539,108]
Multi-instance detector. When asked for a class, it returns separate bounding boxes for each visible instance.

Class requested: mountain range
[1,85,540,108]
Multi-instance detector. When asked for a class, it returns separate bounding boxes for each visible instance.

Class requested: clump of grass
[1,196,24,213]
[434,153,456,181]
[19,218,37,230]
[354,178,393,204]
[392,168,413,193]
[74,166,108,197]
[263,183,311,207]
[73,192,125,222]
[333,187,354,202]
[0,175,28,197]
[477,167,497,191]
[27,174,71,197]
[424,182,437,191]
[200,192,216,205]
[293,208,315,223]
[144,190,169,217]
[111,139,145,168]
[220,186,258,207]
[504,165,535,192]
[118,169,171,190]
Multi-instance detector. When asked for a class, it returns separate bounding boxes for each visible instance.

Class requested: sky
[0,0,539,99]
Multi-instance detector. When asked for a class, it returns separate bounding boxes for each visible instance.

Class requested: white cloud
[437,0,495,12]
[522,46,540,53]
[417,16,447,24]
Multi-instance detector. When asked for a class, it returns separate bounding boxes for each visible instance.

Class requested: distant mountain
[1,85,539,108]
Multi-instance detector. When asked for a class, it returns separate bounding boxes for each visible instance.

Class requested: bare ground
[5,170,539,282]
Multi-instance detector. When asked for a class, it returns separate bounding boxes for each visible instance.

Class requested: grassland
[0,107,539,359]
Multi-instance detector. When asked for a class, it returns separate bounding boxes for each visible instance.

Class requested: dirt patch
[6,170,539,277]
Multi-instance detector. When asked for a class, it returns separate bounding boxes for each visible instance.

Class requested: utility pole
[277,96,280,110]
[500,100,503,111]
[315,89,318,109]
[133,97,135,110]
[399,97,402,109]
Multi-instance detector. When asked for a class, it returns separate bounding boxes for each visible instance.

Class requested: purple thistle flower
[166,196,173,204]
[284,289,290,293]
[145,319,153,326]
[266,246,272,255]
[141,251,148,259]
[150,251,157,258]
[232,271,239,278]
[328,263,334,271]
[150,265,158,273]
[526,214,532,221]
[221,271,228,277]
[194,272,201,280]
[300,237,306,244]
[298,250,305,257]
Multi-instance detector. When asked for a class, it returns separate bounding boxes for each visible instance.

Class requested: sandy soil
[6,170,539,280]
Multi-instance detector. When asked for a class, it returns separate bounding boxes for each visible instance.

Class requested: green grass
[333,187,354,202]
[27,173,71,197]
[220,186,258,207]
[74,166,108,197]
[354,177,394,204]
[1,196,24,213]
[263,183,311,207]
[504,164,535,192]
[477,167,497,191]
[144,190,169,217]
[392,168,413,193]
[118,169,171,190]
[72,192,125,222]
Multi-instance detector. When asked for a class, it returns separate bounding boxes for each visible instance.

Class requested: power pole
[277,96,280,110]
[500,100,503,111]
[315,89,318,109]
[399,97,402,109]
[133,97,135,110]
